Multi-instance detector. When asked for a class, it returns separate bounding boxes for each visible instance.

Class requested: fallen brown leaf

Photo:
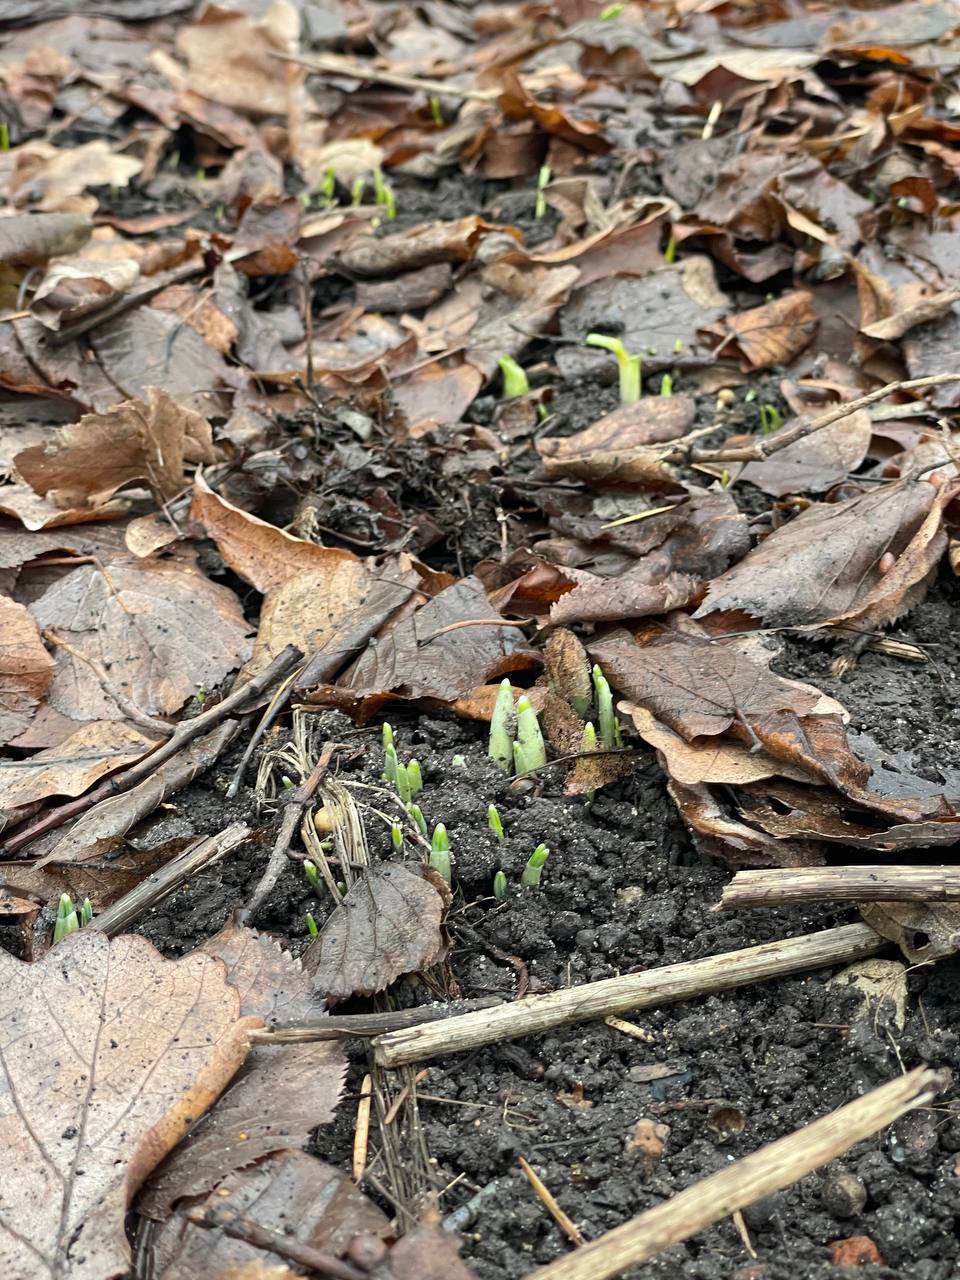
[703,290,819,370]
[740,409,872,497]
[190,474,361,593]
[304,862,450,1002]
[0,931,259,1280]
[30,555,252,721]
[860,900,960,965]
[0,596,54,747]
[0,720,158,810]
[148,1151,389,1279]
[0,211,91,265]
[308,575,539,719]
[695,477,942,628]
[336,216,503,277]
[668,777,823,869]
[141,923,344,1218]
[537,397,695,487]
[15,386,215,509]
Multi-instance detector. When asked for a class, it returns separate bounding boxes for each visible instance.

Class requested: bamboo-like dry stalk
[373,923,884,1068]
[720,866,960,909]
[527,1066,949,1280]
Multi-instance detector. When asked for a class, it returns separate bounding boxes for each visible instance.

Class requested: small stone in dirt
[742,1194,781,1229]
[887,1109,939,1165]
[820,1167,868,1219]
[829,1235,885,1266]
[706,1101,746,1143]
[627,1117,669,1172]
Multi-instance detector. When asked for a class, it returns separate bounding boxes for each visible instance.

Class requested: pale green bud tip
[57,893,73,916]
[517,696,531,714]
[382,722,394,749]
[391,823,403,849]
[488,804,504,838]
[306,912,318,936]
[431,823,449,853]
[530,844,550,866]
[493,871,508,899]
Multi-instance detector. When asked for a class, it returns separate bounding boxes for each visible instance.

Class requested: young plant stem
[489,678,516,772]
[585,333,641,403]
[515,697,547,772]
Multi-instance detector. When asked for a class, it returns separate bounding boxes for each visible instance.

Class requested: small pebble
[820,1168,868,1218]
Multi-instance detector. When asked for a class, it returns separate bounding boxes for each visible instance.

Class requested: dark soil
[134,563,960,1280]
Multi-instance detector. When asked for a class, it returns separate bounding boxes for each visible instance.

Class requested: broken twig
[373,923,884,1067]
[527,1066,949,1279]
[719,865,960,909]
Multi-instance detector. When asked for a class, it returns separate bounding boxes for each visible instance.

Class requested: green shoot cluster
[488,681,547,776]
[498,354,530,399]
[53,894,92,944]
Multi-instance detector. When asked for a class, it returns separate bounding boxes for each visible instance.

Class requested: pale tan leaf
[13,140,142,211]
[0,212,91,265]
[30,557,252,721]
[0,720,158,810]
[704,290,819,370]
[0,597,53,747]
[860,901,960,965]
[0,483,130,531]
[190,474,360,593]
[0,931,260,1280]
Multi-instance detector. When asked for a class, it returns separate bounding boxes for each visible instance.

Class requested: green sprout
[514,696,547,773]
[664,234,677,264]
[391,822,404,851]
[281,775,295,789]
[373,167,396,219]
[582,721,598,753]
[512,741,524,774]
[304,859,323,896]
[673,338,683,354]
[407,759,423,796]
[195,167,206,183]
[318,165,336,204]
[585,333,641,403]
[407,803,428,836]
[720,468,731,489]
[488,804,504,840]
[396,761,412,806]
[600,1,624,16]
[660,373,673,397]
[489,678,516,773]
[382,722,395,752]
[383,742,399,784]
[498,354,530,399]
[306,911,319,936]
[429,823,451,883]
[79,898,93,927]
[430,96,444,126]
[535,164,551,219]
[759,403,784,433]
[592,665,622,750]
[0,122,10,152]
[521,844,550,888]
[351,176,365,206]
[53,894,79,944]
[493,870,508,899]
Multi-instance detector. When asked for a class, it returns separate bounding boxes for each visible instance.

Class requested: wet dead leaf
[668,777,824,869]
[0,483,130,532]
[141,923,343,1218]
[337,216,501,277]
[39,722,238,866]
[861,288,960,340]
[190,474,362,594]
[15,387,214,509]
[0,596,54,747]
[304,862,450,1002]
[703,290,819,370]
[0,931,259,1280]
[148,1151,389,1279]
[12,140,142,211]
[860,900,960,965]
[0,720,158,810]
[537,397,695,487]
[310,576,539,719]
[740,409,872,497]
[0,212,91,265]
[697,478,947,631]
[30,556,252,721]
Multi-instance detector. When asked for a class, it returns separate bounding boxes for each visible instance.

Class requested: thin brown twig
[418,617,530,643]
[671,373,960,466]
[184,1207,365,1280]
[519,1156,585,1247]
[353,1072,373,1182]
[3,645,303,856]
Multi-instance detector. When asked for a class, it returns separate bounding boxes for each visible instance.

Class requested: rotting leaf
[668,777,824,869]
[0,720,158,811]
[0,596,54,747]
[190,474,362,594]
[308,575,540,720]
[30,555,252,721]
[860,901,960,965]
[336,216,502,277]
[0,930,260,1280]
[148,1151,389,1279]
[537,397,695,488]
[15,386,215,509]
[0,212,91,266]
[303,862,451,1002]
[740,410,872,498]
[140,923,344,1219]
[695,477,944,630]
[702,290,819,370]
